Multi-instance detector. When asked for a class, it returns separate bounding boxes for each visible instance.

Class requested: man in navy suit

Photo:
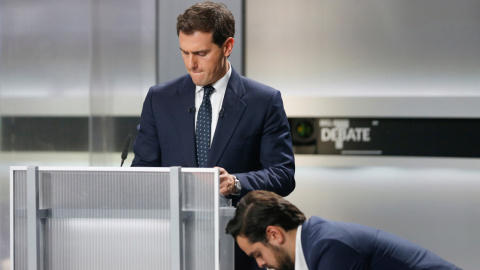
[131,2,295,269]
[132,1,295,201]
[227,190,462,270]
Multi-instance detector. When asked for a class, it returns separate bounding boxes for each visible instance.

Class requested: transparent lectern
[10,166,235,270]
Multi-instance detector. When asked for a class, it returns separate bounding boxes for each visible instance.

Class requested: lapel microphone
[188,106,196,113]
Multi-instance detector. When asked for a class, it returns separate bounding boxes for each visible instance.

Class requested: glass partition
[10,167,234,270]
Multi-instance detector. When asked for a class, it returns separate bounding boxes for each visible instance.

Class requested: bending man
[226,190,461,270]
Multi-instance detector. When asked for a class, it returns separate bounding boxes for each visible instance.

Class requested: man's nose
[256,258,266,268]
[186,55,197,69]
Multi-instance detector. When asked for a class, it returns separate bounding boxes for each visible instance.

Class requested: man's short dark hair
[226,190,306,244]
[177,1,235,47]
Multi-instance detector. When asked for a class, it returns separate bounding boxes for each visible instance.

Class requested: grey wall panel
[0,0,156,115]
[246,0,480,97]
[287,166,480,270]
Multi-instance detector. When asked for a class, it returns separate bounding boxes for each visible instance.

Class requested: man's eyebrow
[179,48,209,54]
[247,249,257,258]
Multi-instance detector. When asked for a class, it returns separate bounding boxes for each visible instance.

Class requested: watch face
[235,180,241,191]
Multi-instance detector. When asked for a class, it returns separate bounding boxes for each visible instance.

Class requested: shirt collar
[195,61,232,94]
[295,224,309,270]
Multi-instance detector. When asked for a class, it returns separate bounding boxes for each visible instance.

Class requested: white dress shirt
[194,63,231,144]
[295,225,309,270]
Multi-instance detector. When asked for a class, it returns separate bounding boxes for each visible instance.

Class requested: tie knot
[203,85,215,98]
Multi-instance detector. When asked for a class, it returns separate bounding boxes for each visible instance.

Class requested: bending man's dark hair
[226,190,306,244]
[177,1,235,47]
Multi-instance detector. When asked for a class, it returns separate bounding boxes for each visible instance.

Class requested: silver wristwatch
[233,175,242,195]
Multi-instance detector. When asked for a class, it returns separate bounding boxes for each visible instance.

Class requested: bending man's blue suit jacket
[131,68,296,203]
[302,217,462,270]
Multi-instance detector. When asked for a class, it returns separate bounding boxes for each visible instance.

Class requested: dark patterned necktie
[196,85,215,167]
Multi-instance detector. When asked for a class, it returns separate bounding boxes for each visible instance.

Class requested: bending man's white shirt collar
[295,224,309,270]
[194,62,231,144]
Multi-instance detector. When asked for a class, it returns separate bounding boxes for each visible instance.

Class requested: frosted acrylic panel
[11,167,231,270]
[12,170,27,270]
[12,168,171,270]
[182,172,218,270]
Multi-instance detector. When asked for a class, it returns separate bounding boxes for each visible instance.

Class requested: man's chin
[189,73,206,86]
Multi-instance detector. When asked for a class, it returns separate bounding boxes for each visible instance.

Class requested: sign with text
[290,117,480,157]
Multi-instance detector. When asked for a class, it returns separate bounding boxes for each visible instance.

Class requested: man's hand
[215,166,236,196]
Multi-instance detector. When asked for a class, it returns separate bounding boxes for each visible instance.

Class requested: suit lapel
[208,69,246,166]
[175,77,197,167]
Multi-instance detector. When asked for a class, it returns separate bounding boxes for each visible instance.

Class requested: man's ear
[265,225,285,245]
[223,37,235,57]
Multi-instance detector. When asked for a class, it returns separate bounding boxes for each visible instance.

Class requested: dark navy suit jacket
[131,68,295,270]
[131,68,295,200]
[301,217,461,270]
